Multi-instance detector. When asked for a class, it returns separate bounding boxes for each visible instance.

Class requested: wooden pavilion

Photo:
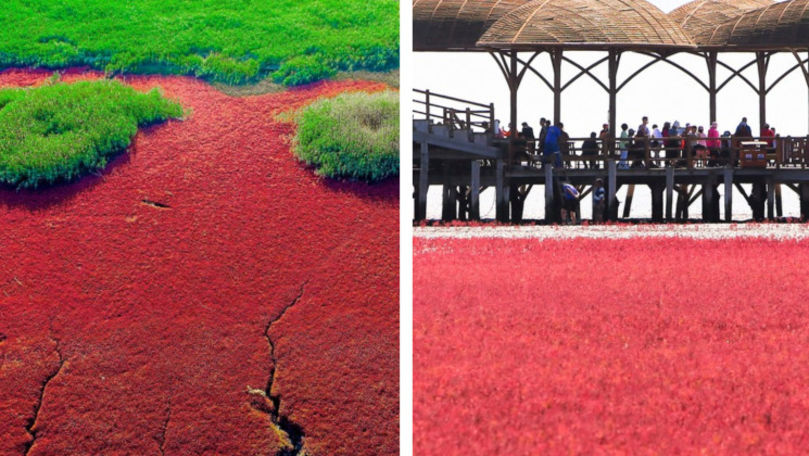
[413,0,809,223]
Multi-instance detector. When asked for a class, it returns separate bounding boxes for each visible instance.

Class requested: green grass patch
[0,79,184,189]
[294,91,398,182]
[1,1,399,86]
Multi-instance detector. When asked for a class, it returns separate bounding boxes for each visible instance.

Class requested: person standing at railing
[685,126,699,166]
[651,124,662,160]
[538,118,548,155]
[521,122,535,154]
[618,123,630,169]
[707,122,721,166]
[734,117,752,138]
[761,123,775,148]
[582,132,599,169]
[721,131,733,166]
[544,121,562,168]
[599,123,610,157]
[637,116,650,138]
[559,123,571,168]
[494,119,503,138]
[695,126,709,164]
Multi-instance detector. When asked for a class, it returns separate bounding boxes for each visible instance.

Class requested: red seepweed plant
[0,68,398,456]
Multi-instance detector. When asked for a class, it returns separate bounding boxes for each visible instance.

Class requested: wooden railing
[413,89,494,139]
[500,135,809,169]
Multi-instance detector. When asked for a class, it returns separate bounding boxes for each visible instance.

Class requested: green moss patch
[0,79,184,189]
[294,91,398,183]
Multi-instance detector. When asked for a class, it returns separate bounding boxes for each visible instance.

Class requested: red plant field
[415,236,809,455]
[0,68,398,456]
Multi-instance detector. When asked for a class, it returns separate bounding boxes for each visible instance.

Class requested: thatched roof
[413,0,531,51]
[668,0,774,44]
[696,0,809,49]
[476,0,695,51]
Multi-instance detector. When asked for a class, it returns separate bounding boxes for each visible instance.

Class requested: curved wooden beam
[766,57,809,94]
[628,52,708,92]
[515,55,554,91]
[516,52,541,87]
[560,55,609,92]
[490,51,512,89]
[716,57,758,93]
[793,50,809,86]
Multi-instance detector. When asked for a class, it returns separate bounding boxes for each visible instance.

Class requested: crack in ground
[157,401,171,456]
[250,282,309,456]
[22,334,65,456]
[141,199,171,209]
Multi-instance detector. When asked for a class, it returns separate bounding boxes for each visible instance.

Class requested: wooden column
[767,177,775,221]
[724,167,733,222]
[752,181,766,221]
[666,166,674,221]
[607,50,620,156]
[800,183,809,221]
[706,51,718,123]
[441,162,456,221]
[607,160,617,221]
[495,159,508,222]
[416,141,429,221]
[470,160,481,220]
[756,52,770,134]
[622,185,635,219]
[509,51,518,144]
[776,184,783,218]
[702,178,716,223]
[551,49,563,124]
[651,184,664,222]
[545,165,554,223]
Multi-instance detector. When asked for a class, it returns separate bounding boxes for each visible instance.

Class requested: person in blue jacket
[544,121,562,168]
[561,181,580,224]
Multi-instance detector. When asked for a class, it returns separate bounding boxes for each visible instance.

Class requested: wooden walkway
[413,90,809,223]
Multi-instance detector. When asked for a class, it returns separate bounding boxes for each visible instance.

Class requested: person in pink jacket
[707,122,721,165]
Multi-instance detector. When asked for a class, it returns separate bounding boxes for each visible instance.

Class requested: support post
[776,184,783,218]
[666,166,674,221]
[551,49,563,124]
[416,141,429,221]
[767,177,775,221]
[509,51,518,147]
[470,160,481,220]
[651,184,664,222]
[545,165,554,223]
[706,51,718,123]
[607,160,617,221]
[756,52,770,134]
[724,167,733,222]
[702,178,715,223]
[801,183,809,221]
[622,184,635,219]
[752,181,766,221]
[495,159,508,222]
[441,162,456,221]
[607,51,620,157]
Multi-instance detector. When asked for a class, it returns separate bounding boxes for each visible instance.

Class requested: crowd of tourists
[491,115,781,169]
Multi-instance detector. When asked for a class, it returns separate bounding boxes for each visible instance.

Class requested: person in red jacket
[761,123,775,148]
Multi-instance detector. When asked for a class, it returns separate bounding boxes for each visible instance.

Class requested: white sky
[413,0,809,138]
